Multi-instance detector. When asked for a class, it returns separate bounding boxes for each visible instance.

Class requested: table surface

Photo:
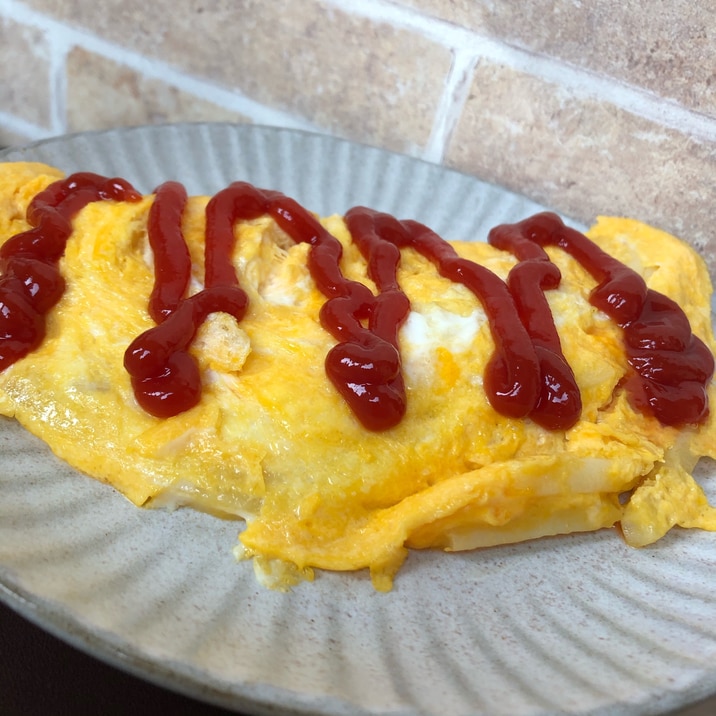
[2,600,716,716]
[0,601,238,716]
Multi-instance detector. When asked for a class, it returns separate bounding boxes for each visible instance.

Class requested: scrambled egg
[0,162,715,591]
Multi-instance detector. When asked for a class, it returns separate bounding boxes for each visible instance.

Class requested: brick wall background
[1,0,715,273]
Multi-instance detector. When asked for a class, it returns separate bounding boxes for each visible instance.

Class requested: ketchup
[488,218,582,429]
[488,212,714,426]
[272,197,409,431]
[0,173,141,371]
[124,181,250,418]
[125,181,409,427]
[1,175,712,431]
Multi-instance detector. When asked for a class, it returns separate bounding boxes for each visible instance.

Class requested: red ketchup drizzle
[124,181,411,429]
[400,218,544,421]
[0,173,141,371]
[123,182,251,418]
[4,174,712,431]
[270,195,409,431]
[488,220,582,430]
[351,211,582,429]
[496,212,715,426]
[346,209,549,423]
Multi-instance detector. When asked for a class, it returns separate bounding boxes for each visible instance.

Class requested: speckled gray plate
[0,123,715,716]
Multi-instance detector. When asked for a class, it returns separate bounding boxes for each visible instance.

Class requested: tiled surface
[18,0,454,153]
[2,0,715,275]
[0,14,53,129]
[447,60,716,274]
[66,47,247,132]
[396,0,716,115]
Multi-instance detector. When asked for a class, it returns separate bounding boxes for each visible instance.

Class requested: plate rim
[0,122,714,716]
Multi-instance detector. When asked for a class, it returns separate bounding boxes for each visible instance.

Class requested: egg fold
[0,161,714,591]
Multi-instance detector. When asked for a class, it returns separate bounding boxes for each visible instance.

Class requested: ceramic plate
[0,123,714,716]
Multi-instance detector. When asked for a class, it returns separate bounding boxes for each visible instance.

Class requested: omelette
[0,161,714,591]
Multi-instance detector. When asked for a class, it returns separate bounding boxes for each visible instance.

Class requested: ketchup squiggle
[0,173,141,371]
[1,175,712,430]
[489,212,714,426]
[124,181,251,418]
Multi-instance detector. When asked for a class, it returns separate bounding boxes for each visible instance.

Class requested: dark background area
[0,601,241,716]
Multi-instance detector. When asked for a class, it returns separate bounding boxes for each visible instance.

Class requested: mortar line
[0,111,52,142]
[2,0,320,132]
[423,48,480,163]
[326,0,716,144]
[4,0,716,145]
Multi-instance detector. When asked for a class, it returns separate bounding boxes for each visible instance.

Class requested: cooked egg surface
[1,162,715,591]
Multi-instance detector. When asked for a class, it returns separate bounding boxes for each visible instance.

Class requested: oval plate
[0,123,715,716]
